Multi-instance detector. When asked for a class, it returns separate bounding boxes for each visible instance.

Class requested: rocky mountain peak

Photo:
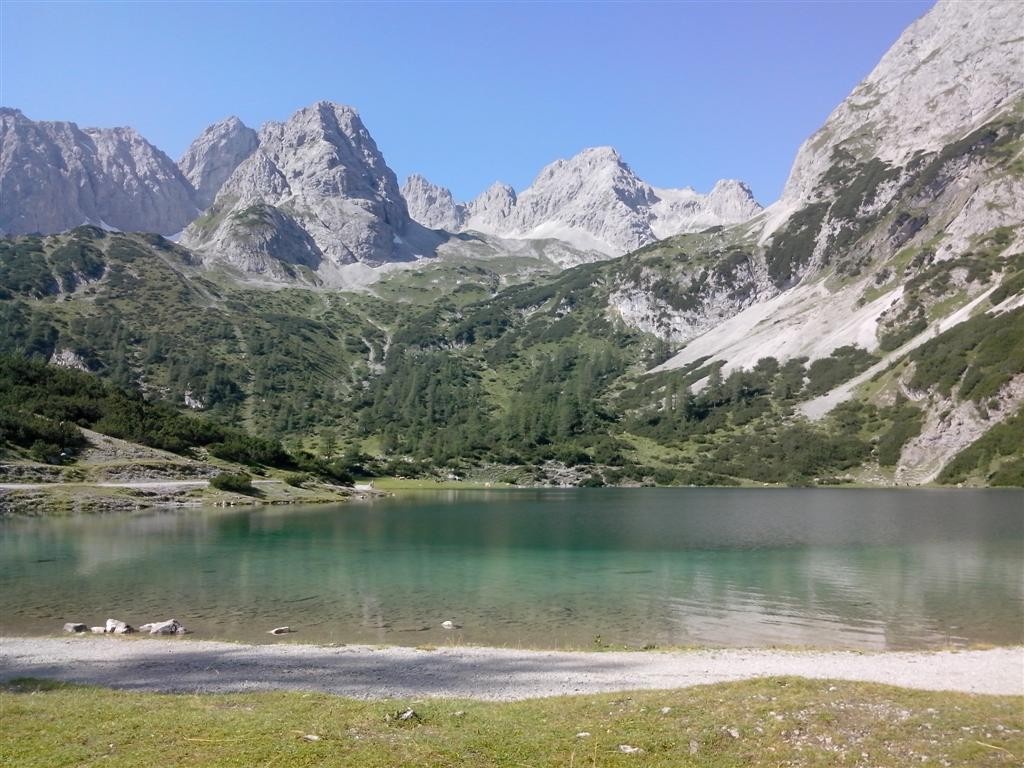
[402,174,467,231]
[465,181,518,231]
[252,100,408,226]
[413,147,762,256]
[704,179,761,217]
[778,0,1024,213]
[545,145,623,171]
[526,146,656,212]
[400,145,762,256]
[475,181,517,206]
[709,178,752,197]
[0,108,199,236]
[651,0,1024,429]
[178,116,258,209]
[185,100,415,268]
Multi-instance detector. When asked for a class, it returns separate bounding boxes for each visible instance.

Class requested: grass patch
[1,677,1020,766]
[927,289,970,322]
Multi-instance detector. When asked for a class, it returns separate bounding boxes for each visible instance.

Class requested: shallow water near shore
[1,488,1021,650]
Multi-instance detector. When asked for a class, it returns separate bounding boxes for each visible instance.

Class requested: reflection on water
[1,488,1021,650]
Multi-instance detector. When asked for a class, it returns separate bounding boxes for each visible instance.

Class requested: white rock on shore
[138,619,189,635]
[104,618,134,634]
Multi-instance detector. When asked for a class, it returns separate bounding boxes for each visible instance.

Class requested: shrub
[283,472,310,488]
[209,471,254,494]
[939,408,1024,484]
[990,457,1024,487]
[208,435,291,467]
[876,404,924,466]
[652,467,678,486]
[29,441,64,464]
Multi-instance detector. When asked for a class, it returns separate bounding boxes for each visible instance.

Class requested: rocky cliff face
[178,116,258,209]
[402,173,467,231]
[643,0,1023,369]
[633,0,1024,484]
[404,148,761,255]
[2,104,759,270]
[0,108,199,235]
[184,101,426,270]
[651,180,760,239]
[466,182,518,232]
[775,0,1024,223]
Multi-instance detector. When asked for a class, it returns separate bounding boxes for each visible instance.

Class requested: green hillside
[2,225,1022,486]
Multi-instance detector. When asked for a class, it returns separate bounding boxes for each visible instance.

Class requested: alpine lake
[1,488,1021,651]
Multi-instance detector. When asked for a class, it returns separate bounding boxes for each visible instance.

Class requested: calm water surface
[1,488,1021,650]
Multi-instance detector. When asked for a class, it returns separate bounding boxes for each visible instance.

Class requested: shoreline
[4,481,1021,518]
[0,478,383,517]
[2,636,1020,700]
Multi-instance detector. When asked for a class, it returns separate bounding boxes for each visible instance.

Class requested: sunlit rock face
[0,108,199,236]
[178,116,259,210]
[405,147,761,257]
[184,101,421,268]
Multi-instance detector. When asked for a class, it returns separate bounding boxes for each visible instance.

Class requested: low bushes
[209,471,254,494]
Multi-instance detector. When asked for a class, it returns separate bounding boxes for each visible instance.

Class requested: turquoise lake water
[1,488,1021,650]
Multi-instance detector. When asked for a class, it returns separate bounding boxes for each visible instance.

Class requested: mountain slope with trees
[1,1,1021,488]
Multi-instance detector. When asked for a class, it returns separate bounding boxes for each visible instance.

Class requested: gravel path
[1,636,1020,700]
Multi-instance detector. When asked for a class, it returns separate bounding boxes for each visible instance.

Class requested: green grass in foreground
[1,677,1020,766]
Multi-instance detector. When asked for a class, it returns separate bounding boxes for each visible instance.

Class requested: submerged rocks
[63,622,87,633]
[138,619,189,635]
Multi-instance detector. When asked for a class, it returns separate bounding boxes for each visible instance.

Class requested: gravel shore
[1,636,1020,700]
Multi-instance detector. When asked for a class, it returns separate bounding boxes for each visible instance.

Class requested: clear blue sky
[1,0,933,204]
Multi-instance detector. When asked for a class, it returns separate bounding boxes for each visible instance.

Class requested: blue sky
[1,1,933,204]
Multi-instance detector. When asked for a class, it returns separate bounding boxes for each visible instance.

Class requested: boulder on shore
[105,618,134,634]
[63,622,87,633]
[139,619,189,635]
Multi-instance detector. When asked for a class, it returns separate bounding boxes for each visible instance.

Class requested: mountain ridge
[402,147,762,255]
[0,107,200,236]
[177,116,259,210]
